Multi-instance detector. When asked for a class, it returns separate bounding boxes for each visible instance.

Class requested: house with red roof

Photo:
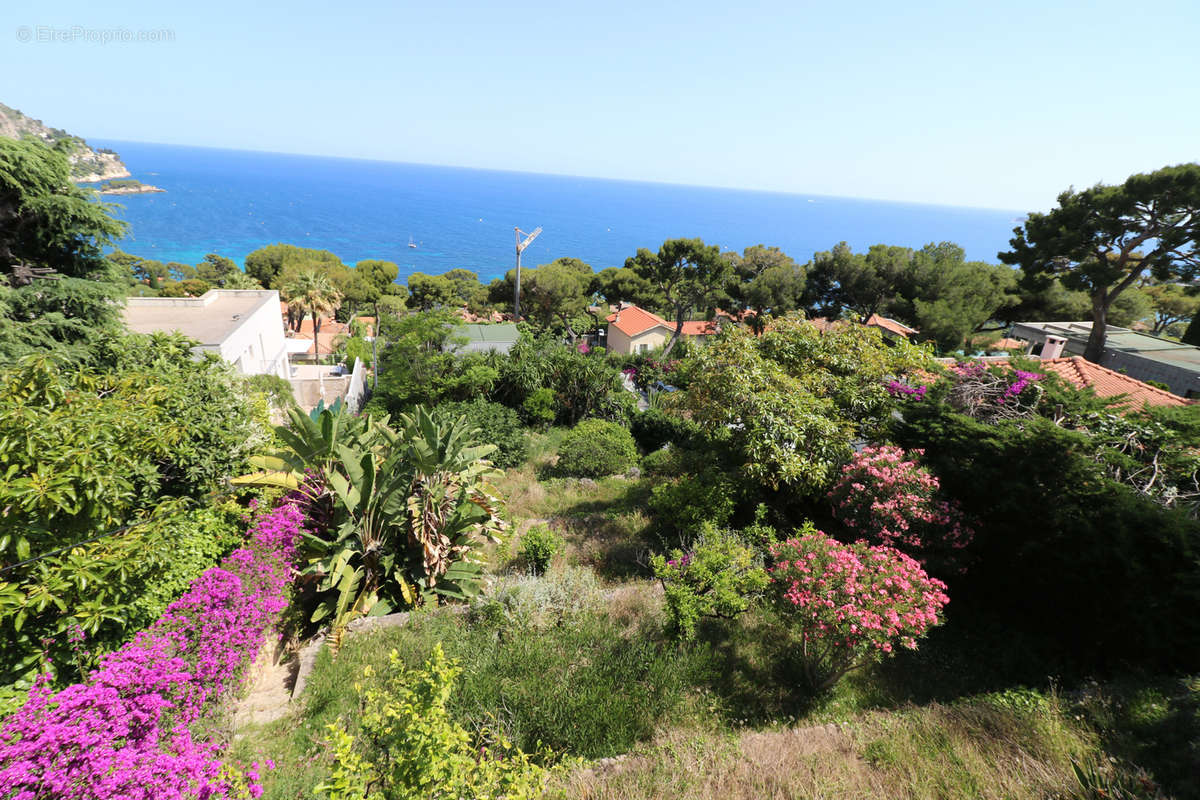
[604,305,720,354]
[808,314,917,340]
[1034,356,1192,410]
[280,300,375,357]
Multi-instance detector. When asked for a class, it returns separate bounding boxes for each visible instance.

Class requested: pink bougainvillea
[945,360,1044,421]
[769,528,949,690]
[828,445,972,574]
[0,503,304,800]
[884,380,927,401]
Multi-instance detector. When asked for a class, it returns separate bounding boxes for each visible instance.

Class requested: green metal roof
[1101,331,1200,367]
[456,323,519,342]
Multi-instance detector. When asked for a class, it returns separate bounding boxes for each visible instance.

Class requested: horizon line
[90,136,1028,217]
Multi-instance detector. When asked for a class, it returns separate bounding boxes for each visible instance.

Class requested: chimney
[1040,335,1067,359]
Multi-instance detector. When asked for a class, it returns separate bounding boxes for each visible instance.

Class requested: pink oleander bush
[828,445,973,574]
[768,526,950,691]
[0,503,304,800]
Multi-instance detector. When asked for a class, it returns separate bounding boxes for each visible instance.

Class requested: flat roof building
[1009,321,1200,398]
[123,290,291,378]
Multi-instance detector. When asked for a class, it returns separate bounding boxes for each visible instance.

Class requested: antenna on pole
[514,226,542,320]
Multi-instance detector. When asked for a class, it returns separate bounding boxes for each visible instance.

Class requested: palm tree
[281,269,343,356]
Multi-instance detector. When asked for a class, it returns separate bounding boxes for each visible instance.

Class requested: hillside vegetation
[0,101,129,181]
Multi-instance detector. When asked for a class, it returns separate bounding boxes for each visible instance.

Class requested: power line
[1,520,147,576]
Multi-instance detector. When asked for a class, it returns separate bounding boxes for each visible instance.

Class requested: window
[639,343,648,353]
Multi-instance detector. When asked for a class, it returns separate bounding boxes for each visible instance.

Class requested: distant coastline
[0,101,131,182]
[96,178,165,195]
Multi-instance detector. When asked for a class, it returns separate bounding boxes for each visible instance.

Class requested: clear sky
[3,0,1198,211]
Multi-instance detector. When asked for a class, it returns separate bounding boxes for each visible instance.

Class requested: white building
[123,290,292,378]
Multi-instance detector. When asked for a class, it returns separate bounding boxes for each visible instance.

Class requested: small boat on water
[408,236,417,249]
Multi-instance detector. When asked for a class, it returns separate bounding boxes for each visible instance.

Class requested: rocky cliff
[0,102,130,182]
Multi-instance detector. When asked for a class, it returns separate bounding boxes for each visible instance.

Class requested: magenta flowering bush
[0,503,304,800]
[768,527,950,690]
[1002,370,1043,403]
[828,445,972,574]
[884,380,927,401]
[945,360,1044,421]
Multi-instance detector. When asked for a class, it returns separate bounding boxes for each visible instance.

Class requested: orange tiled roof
[680,319,718,336]
[606,305,671,337]
[806,317,842,333]
[1036,357,1191,408]
[866,313,918,337]
[809,315,917,338]
[606,305,725,338]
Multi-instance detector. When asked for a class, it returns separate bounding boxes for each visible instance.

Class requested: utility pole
[514,226,542,320]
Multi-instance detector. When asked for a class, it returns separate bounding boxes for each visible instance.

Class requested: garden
[2,138,1199,799]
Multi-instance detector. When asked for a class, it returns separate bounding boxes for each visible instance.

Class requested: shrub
[893,407,1200,673]
[471,566,603,629]
[519,524,564,574]
[678,316,935,494]
[317,645,547,800]
[494,332,631,425]
[944,360,1045,422]
[0,503,304,800]
[768,525,950,691]
[242,372,297,411]
[237,405,507,633]
[630,408,699,453]
[648,471,739,532]
[556,419,638,478]
[651,525,768,640]
[828,445,972,575]
[520,387,557,427]
[641,446,682,476]
[123,505,245,631]
[0,503,244,701]
[439,398,528,469]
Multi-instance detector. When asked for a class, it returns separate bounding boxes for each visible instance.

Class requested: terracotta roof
[866,313,918,337]
[1036,357,1191,409]
[607,305,669,337]
[806,317,843,333]
[808,315,916,337]
[680,319,718,336]
[989,337,1025,351]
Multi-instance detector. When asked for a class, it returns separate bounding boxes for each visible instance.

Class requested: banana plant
[301,406,508,641]
[232,402,384,493]
[397,407,506,599]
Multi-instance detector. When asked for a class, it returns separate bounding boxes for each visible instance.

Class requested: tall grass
[557,692,1099,800]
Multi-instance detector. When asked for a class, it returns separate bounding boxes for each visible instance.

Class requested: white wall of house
[124,290,291,379]
[217,296,290,378]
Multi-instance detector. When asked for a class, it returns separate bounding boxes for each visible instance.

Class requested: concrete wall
[344,358,367,413]
[220,295,290,378]
[1100,351,1200,398]
[288,364,351,413]
[606,325,633,355]
[631,329,670,353]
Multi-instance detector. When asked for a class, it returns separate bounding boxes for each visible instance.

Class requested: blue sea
[92,140,1022,283]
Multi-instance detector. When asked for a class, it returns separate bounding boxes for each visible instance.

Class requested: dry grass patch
[557,695,1098,800]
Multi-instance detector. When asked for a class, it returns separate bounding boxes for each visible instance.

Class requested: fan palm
[281,268,343,355]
